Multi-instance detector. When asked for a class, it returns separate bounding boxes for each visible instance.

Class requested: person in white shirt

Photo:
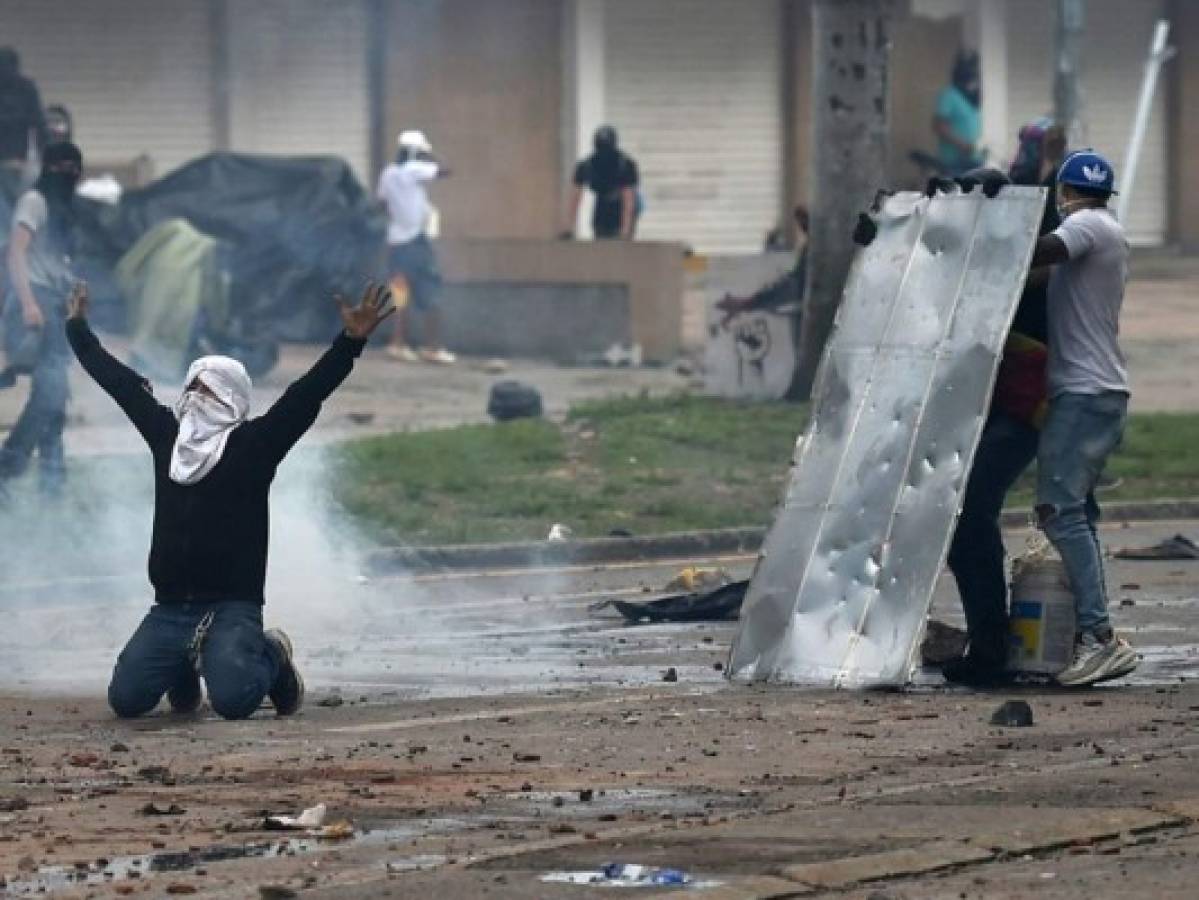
[376,130,454,364]
[1026,149,1137,688]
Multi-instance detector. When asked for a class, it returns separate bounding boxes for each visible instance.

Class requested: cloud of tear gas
[0,401,400,695]
[0,421,588,702]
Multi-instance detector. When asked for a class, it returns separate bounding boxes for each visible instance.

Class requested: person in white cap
[376,129,454,364]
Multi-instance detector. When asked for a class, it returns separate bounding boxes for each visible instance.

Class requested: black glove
[957,168,1010,199]
[924,177,955,198]
[852,213,878,247]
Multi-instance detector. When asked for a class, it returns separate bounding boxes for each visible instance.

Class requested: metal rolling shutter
[3,0,215,179]
[227,0,371,183]
[1005,0,1168,246]
[605,0,785,255]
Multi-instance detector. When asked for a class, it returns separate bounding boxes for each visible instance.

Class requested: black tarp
[75,153,386,342]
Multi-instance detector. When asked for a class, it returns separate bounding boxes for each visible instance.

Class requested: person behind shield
[65,280,395,719]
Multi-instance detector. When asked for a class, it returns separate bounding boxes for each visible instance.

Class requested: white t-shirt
[11,189,73,293]
[1046,207,1129,398]
[376,160,438,245]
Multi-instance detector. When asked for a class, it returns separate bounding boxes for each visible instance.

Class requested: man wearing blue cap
[1027,149,1137,687]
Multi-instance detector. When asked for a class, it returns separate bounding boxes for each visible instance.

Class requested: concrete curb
[365,497,1199,575]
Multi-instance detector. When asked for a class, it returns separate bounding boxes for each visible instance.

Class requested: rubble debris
[316,821,355,841]
[0,797,30,812]
[258,887,298,899]
[662,667,679,683]
[513,752,542,763]
[920,620,969,666]
[317,694,345,708]
[1114,534,1199,561]
[541,863,691,886]
[665,567,731,594]
[595,580,749,624]
[140,803,186,816]
[990,700,1035,728]
[547,524,574,543]
[488,380,544,421]
[264,803,327,831]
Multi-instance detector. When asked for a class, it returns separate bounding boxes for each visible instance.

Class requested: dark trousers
[108,602,281,720]
[0,289,69,493]
[946,411,1040,663]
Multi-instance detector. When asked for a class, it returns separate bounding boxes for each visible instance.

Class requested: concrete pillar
[791,0,895,401]
[562,0,607,238]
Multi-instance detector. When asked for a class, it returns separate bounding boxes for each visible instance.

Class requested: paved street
[2,519,1198,897]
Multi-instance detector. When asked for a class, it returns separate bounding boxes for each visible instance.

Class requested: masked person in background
[933,51,984,177]
[562,125,640,241]
[0,47,46,208]
[0,142,82,497]
[65,281,394,720]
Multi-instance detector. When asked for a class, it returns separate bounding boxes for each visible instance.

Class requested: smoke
[0,381,399,695]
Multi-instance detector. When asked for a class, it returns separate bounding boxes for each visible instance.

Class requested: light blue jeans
[1036,390,1128,635]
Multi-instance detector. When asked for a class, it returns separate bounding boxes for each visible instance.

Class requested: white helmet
[397,130,433,154]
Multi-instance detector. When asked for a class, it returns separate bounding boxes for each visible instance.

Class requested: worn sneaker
[167,668,203,714]
[420,347,457,365]
[1091,637,1139,684]
[264,628,305,716]
[1056,631,1138,687]
[385,344,420,363]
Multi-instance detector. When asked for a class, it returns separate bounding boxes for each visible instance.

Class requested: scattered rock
[258,887,298,900]
[921,620,969,665]
[140,803,186,816]
[990,700,1034,728]
[166,885,197,895]
[68,752,101,768]
[0,797,29,812]
[662,667,679,683]
[578,789,594,802]
[317,695,345,708]
[513,752,542,763]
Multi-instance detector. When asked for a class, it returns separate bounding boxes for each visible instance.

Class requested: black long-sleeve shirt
[67,318,366,606]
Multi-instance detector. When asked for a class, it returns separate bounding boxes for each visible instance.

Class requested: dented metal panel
[727,186,1047,688]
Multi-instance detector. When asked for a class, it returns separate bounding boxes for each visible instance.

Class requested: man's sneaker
[167,668,203,714]
[1091,637,1139,684]
[942,653,1013,688]
[264,628,305,716]
[420,347,457,365]
[385,344,420,363]
[1056,630,1139,687]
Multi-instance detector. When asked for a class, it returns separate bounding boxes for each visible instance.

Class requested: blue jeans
[108,602,282,720]
[1036,391,1128,634]
[947,411,1040,661]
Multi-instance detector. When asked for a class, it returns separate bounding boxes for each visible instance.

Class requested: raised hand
[336,282,396,340]
[66,281,90,321]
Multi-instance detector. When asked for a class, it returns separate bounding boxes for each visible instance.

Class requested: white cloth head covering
[170,355,252,485]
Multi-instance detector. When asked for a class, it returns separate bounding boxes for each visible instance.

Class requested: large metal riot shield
[727,186,1047,687]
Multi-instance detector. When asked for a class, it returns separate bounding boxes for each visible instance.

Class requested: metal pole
[789,0,894,402]
[1117,20,1176,224]
[1053,0,1085,146]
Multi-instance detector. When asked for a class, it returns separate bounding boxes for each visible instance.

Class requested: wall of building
[380,0,564,240]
